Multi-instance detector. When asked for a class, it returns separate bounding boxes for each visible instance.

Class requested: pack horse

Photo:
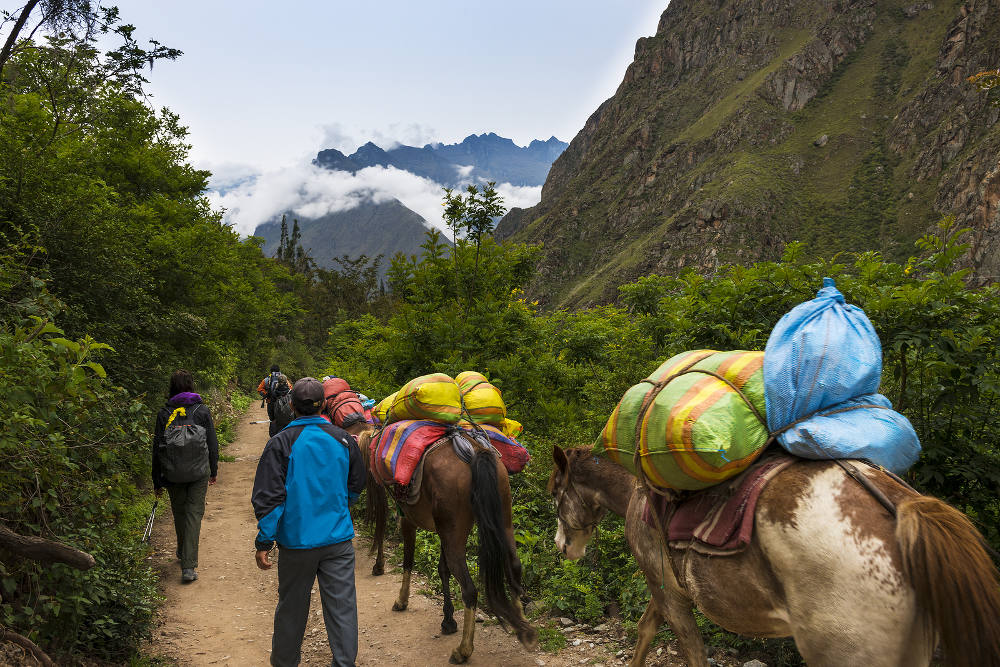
[549,445,1000,667]
[360,429,538,664]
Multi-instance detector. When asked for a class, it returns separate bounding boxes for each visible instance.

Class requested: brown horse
[342,422,390,576]
[359,430,538,663]
[548,446,1000,667]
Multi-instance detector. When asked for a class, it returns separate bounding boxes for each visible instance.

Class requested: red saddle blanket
[643,452,796,555]
[371,420,531,487]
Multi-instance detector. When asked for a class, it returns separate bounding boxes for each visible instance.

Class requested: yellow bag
[456,371,506,425]
[500,418,523,439]
[373,391,397,424]
[388,373,462,424]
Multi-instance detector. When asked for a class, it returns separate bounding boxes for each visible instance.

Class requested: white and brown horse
[548,446,1000,667]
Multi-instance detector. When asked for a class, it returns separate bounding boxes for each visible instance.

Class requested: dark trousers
[271,540,358,667]
[166,476,208,569]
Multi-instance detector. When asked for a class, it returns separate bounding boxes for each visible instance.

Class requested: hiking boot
[181,568,198,583]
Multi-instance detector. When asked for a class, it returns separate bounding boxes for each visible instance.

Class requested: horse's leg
[438,550,457,634]
[629,600,664,667]
[392,517,416,612]
[661,589,707,666]
[440,530,477,664]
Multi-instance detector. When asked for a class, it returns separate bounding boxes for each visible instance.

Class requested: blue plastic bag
[763,278,920,473]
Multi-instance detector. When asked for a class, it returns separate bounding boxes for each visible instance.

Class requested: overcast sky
[95,2,667,234]
[114,1,666,172]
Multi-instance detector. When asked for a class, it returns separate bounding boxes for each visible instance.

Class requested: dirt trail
[150,403,581,666]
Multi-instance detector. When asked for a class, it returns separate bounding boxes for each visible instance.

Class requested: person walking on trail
[258,364,293,437]
[252,377,366,667]
[152,369,219,583]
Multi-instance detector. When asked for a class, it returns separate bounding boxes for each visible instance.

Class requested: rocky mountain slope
[253,199,438,273]
[315,133,568,187]
[497,0,1000,307]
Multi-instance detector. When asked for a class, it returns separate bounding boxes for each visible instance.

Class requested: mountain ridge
[498,0,1000,307]
[314,133,568,187]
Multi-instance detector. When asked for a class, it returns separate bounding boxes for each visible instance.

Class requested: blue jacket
[251,416,366,551]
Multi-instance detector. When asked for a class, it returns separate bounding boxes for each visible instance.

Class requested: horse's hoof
[392,601,407,612]
[372,564,384,576]
[441,618,458,635]
[449,649,469,664]
[518,627,539,651]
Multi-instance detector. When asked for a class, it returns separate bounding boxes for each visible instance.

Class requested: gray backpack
[160,405,210,483]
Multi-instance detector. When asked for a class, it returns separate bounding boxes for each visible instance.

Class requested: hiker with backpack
[258,364,294,437]
[252,378,366,667]
[152,369,219,583]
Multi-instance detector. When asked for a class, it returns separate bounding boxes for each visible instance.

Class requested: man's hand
[209,476,217,485]
[155,487,163,498]
[255,549,273,570]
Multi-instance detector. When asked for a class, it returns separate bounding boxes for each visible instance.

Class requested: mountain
[314,133,568,187]
[253,199,438,274]
[497,0,1000,307]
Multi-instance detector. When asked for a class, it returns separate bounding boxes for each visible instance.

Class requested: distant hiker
[152,369,219,584]
[252,377,366,667]
[258,364,293,436]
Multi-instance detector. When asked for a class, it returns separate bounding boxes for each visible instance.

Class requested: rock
[572,638,582,646]
[814,134,829,147]
[535,660,546,666]
[743,660,768,667]
[593,623,609,632]
[559,617,574,627]
[708,659,719,667]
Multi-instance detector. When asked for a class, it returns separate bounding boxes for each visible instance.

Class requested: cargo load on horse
[763,278,920,472]
[597,349,769,490]
[597,279,921,492]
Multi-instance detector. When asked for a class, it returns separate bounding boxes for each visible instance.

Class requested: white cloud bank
[207,161,542,238]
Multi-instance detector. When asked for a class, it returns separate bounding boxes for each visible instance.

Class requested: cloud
[207,161,543,238]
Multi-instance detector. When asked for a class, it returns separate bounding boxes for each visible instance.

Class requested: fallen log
[0,524,95,570]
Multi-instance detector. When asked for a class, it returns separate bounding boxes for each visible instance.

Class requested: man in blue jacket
[252,377,366,667]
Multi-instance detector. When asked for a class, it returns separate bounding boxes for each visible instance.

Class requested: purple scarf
[169,392,202,406]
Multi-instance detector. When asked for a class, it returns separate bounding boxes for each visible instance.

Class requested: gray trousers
[271,540,358,667]
[166,476,208,570]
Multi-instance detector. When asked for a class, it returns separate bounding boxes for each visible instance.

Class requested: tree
[442,182,506,297]
[1,1,180,88]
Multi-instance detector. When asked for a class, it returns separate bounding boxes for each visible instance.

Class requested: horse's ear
[553,445,568,472]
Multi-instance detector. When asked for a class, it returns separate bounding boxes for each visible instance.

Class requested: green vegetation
[0,9,357,661]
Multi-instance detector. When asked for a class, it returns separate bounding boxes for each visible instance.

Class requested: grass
[538,626,568,653]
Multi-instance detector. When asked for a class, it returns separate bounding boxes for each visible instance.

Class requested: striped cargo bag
[456,371,506,425]
[596,350,769,491]
[387,373,463,424]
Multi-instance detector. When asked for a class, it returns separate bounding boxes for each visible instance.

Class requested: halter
[553,472,604,533]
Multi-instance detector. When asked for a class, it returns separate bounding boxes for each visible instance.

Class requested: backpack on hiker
[266,371,290,400]
[271,393,295,432]
[159,405,210,483]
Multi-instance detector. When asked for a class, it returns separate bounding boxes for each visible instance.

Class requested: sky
[109,1,667,233]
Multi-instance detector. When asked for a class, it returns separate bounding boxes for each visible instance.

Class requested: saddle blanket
[643,451,796,555]
[371,420,530,487]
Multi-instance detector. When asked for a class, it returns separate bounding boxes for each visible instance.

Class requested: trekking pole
[142,500,158,543]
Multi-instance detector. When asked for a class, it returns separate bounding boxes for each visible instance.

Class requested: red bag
[322,378,365,429]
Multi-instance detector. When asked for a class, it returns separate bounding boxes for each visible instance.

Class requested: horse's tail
[470,449,537,649]
[896,495,1000,667]
[357,430,388,556]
